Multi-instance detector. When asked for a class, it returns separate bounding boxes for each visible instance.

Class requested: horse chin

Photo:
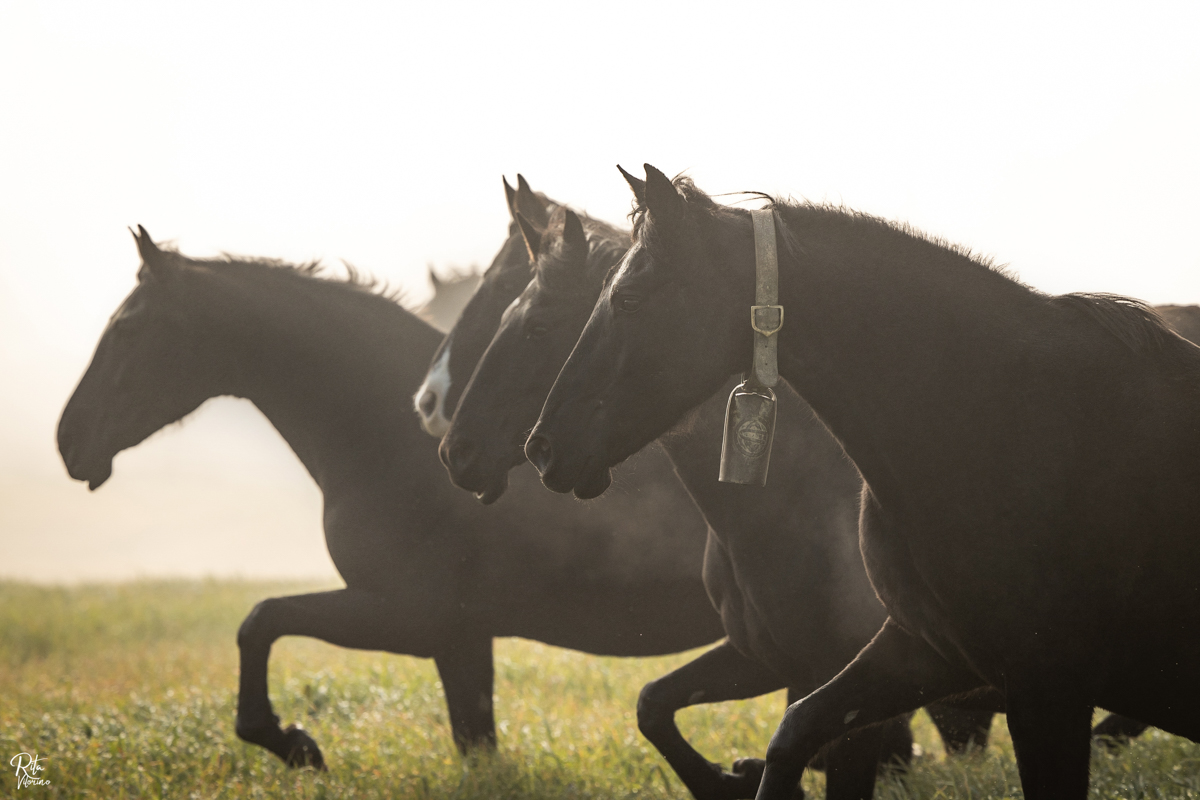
[573,467,612,500]
[468,467,510,505]
[85,461,113,491]
[538,453,612,498]
[538,464,577,495]
[474,483,506,505]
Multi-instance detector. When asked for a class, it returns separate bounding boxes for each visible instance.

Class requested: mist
[2,0,1197,581]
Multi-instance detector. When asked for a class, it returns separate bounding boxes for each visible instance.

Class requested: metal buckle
[751,305,784,337]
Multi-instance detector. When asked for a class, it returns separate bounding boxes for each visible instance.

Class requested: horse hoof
[730,757,764,781]
[281,724,327,770]
[721,758,765,798]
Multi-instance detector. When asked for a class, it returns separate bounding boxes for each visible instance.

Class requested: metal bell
[718,379,777,485]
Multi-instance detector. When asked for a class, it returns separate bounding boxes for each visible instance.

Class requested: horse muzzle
[61,447,112,491]
[524,433,612,499]
[439,434,513,504]
[415,388,451,437]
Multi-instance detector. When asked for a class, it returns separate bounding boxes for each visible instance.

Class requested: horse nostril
[525,435,554,475]
[418,390,438,418]
[440,438,475,474]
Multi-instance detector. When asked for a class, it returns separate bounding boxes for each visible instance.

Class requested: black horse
[414,175,553,445]
[434,203,1158,798]
[56,225,724,770]
[527,165,1200,799]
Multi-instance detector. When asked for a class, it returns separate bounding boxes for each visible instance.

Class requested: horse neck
[206,270,444,493]
[770,208,1041,506]
[656,380,860,536]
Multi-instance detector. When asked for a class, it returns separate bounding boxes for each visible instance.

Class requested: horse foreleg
[636,640,789,800]
[756,619,985,800]
[235,588,447,769]
[434,635,497,754]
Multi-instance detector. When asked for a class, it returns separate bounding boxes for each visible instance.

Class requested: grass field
[0,580,1196,799]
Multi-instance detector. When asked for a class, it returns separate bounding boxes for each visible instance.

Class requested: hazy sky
[2,1,1197,581]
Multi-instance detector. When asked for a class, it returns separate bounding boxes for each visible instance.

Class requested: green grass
[0,581,1196,798]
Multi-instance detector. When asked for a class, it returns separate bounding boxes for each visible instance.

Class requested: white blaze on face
[414,344,452,437]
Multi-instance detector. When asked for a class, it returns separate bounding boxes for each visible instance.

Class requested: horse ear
[132,225,169,280]
[503,176,518,220]
[561,209,587,256]
[515,211,543,263]
[428,265,442,289]
[643,164,684,227]
[515,174,551,228]
[617,165,646,206]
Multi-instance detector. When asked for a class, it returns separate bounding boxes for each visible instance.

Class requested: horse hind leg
[636,640,792,800]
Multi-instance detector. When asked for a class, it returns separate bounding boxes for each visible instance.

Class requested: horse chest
[705,520,884,684]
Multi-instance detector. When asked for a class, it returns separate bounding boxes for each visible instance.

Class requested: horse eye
[526,323,549,340]
[618,296,642,314]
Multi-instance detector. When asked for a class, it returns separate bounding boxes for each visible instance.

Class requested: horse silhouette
[527,164,1200,799]
[417,266,481,332]
[414,175,553,443]
[57,224,723,770]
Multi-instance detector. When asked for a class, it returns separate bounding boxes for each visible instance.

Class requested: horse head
[439,206,627,503]
[526,165,756,498]
[57,227,230,489]
[412,175,552,437]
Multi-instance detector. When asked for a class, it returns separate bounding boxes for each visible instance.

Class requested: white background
[2,1,1197,581]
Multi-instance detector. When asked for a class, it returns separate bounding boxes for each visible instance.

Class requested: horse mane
[1049,292,1174,355]
[627,175,1013,284]
[767,199,1014,280]
[155,244,413,307]
[767,201,1180,357]
[624,174,1187,366]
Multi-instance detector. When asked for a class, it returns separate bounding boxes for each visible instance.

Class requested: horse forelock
[533,209,630,296]
[628,174,715,239]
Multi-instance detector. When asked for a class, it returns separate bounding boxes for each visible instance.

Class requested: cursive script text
[10,753,51,789]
